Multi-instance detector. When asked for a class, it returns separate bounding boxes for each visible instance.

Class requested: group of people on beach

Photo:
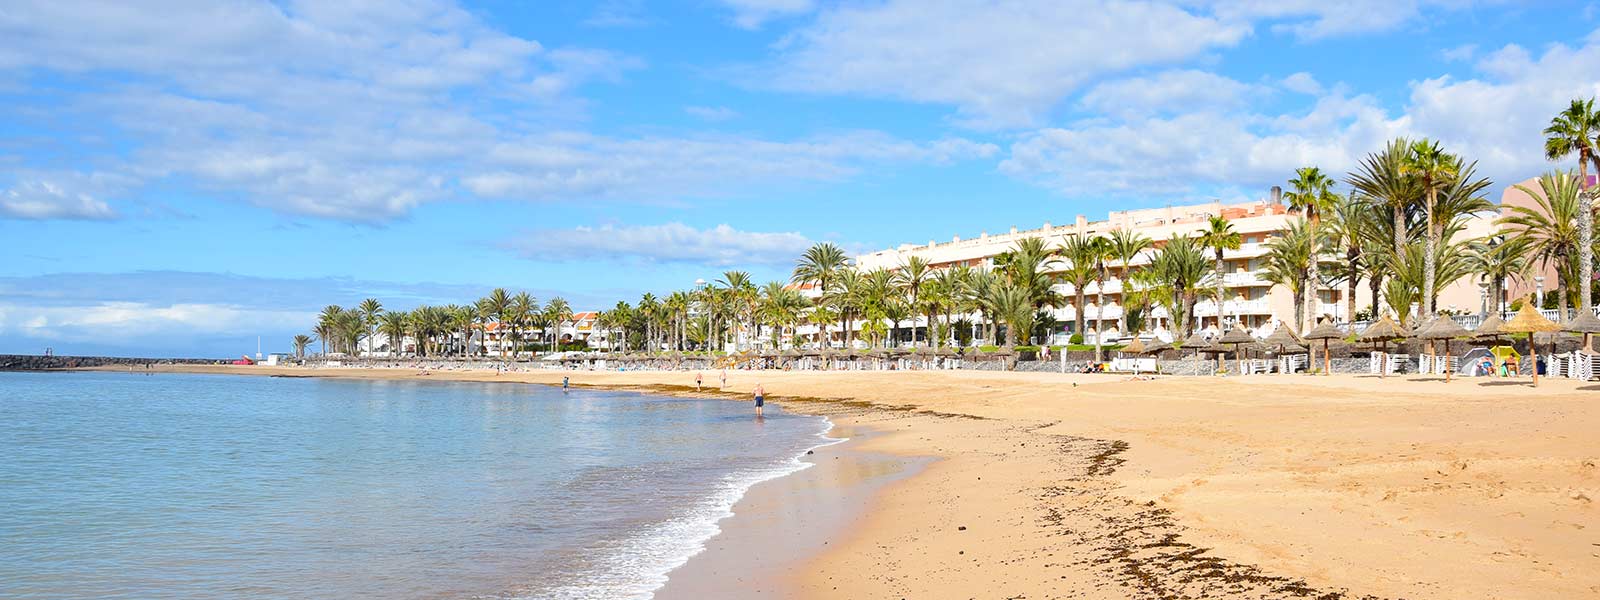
[693,370,764,415]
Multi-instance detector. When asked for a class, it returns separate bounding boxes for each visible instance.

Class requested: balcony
[1193,299,1271,317]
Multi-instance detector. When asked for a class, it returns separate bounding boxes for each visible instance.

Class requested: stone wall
[0,355,218,371]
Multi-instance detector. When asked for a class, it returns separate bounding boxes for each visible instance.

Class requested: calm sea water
[0,371,834,599]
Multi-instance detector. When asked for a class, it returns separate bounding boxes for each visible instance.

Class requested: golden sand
[93,365,1600,599]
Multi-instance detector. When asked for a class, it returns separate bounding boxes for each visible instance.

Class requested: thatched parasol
[1181,331,1213,355]
[1416,317,1469,382]
[1218,325,1255,373]
[1563,311,1600,352]
[1503,302,1562,386]
[1357,316,1406,377]
[1304,319,1345,375]
[1121,337,1147,355]
[1471,312,1507,344]
[1262,321,1305,353]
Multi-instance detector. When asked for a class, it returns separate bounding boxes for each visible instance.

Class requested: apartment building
[848,193,1496,343]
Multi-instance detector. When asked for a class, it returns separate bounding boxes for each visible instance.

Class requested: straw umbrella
[1416,317,1468,382]
[1503,302,1562,387]
[1563,311,1600,353]
[1121,336,1147,356]
[1304,319,1345,376]
[1357,316,1406,377]
[1218,324,1255,374]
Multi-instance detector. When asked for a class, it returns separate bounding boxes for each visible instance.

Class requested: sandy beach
[88,364,1600,599]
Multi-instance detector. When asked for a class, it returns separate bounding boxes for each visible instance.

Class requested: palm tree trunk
[1579,166,1594,317]
[1346,252,1359,325]
[1094,278,1106,363]
[1074,289,1086,338]
[1423,190,1438,317]
[1214,251,1226,330]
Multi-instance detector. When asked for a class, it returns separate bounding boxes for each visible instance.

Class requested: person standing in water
[752,382,765,416]
[562,376,569,393]
[695,372,703,392]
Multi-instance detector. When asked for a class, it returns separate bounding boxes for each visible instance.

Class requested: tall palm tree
[479,288,511,357]
[988,280,1035,353]
[1261,219,1316,332]
[509,292,536,358]
[1399,139,1459,316]
[316,305,344,355]
[357,298,383,357]
[1060,234,1099,339]
[893,256,932,346]
[1544,97,1600,315]
[447,305,474,356]
[1500,171,1585,320]
[1284,167,1339,328]
[1086,235,1113,361]
[1197,216,1241,329]
[1349,138,1421,276]
[928,265,970,348]
[1146,234,1211,336]
[1321,194,1368,323]
[1107,228,1152,338]
[792,242,850,346]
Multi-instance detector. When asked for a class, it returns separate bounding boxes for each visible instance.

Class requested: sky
[3,0,1600,357]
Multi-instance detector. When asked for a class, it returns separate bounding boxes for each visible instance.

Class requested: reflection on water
[0,372,832,599]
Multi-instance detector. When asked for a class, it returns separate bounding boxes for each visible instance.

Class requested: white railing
[1193,299,1272,317]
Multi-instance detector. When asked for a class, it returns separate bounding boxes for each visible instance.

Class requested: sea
[0,371,837,599]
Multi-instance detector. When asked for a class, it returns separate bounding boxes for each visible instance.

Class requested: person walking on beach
[720,369,727,390]
[752,382,766,416]
[695,372,703,392]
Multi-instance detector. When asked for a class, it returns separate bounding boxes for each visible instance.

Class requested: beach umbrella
[1262,321,1305,353]
[1218,324,1255,374]
[1471,311,1507,345]
[1120,336,1146,356]
[1563,311,1600,352]
[1416,317,1468,382]
[1181,331,1212,357]
[1304,319,1345,376]
[1503,302,1563,387]
[1357,316,1406,378]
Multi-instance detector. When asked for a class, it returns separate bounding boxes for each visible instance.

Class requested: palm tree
[665,291,691,351]
[1107,228,1152,338]
[893,256,932,346]
[1468,236,1529,317]
[316,305,344,354]
[1399,139,1459,316]
[291,334,313,359]
[928,266,970,348]
[357,298,383,357]
[544,297,572,350]
[1321,195,1367,323]
[379,311,409,356]
[1261,219,1315,332]
[1544,97,1600,315]
[989,281,1035,356]
[509,292,536,358]
[1147,234,1211,336]
[1284,167,1339,329]
[1086,236,1113,361]
[1500,171,1585,320]
[1349,138,1421,275]
[447,305,474,356]
[1060,234,1099,339]
[478,288,510,357]
[1196,216,1241,329]
[792,242,850,346]
[827,269,867,349]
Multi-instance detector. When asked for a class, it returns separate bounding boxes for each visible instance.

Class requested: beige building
[849,193,1497,344]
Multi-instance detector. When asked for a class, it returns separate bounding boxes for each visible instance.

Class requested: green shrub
[1069,333,1084,345]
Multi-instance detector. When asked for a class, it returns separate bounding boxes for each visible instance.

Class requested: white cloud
[505,223,815,266]
[461,131,997,200]
[0,1,992,223]
[0,178,119,221]
[765,0,1249,128]
[1192,1,1490,40]
[0,301,315,346]
[1078,70,1262,119]
[720,0,816,29]
[1280,72,1323,95]
[1002,30,1600,200]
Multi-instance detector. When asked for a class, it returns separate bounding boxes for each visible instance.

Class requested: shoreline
[61,364,1600,599]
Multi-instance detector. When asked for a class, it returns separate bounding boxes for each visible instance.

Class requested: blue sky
[3,0,1599,357]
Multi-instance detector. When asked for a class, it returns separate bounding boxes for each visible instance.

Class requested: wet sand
[82,364,1600,599]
